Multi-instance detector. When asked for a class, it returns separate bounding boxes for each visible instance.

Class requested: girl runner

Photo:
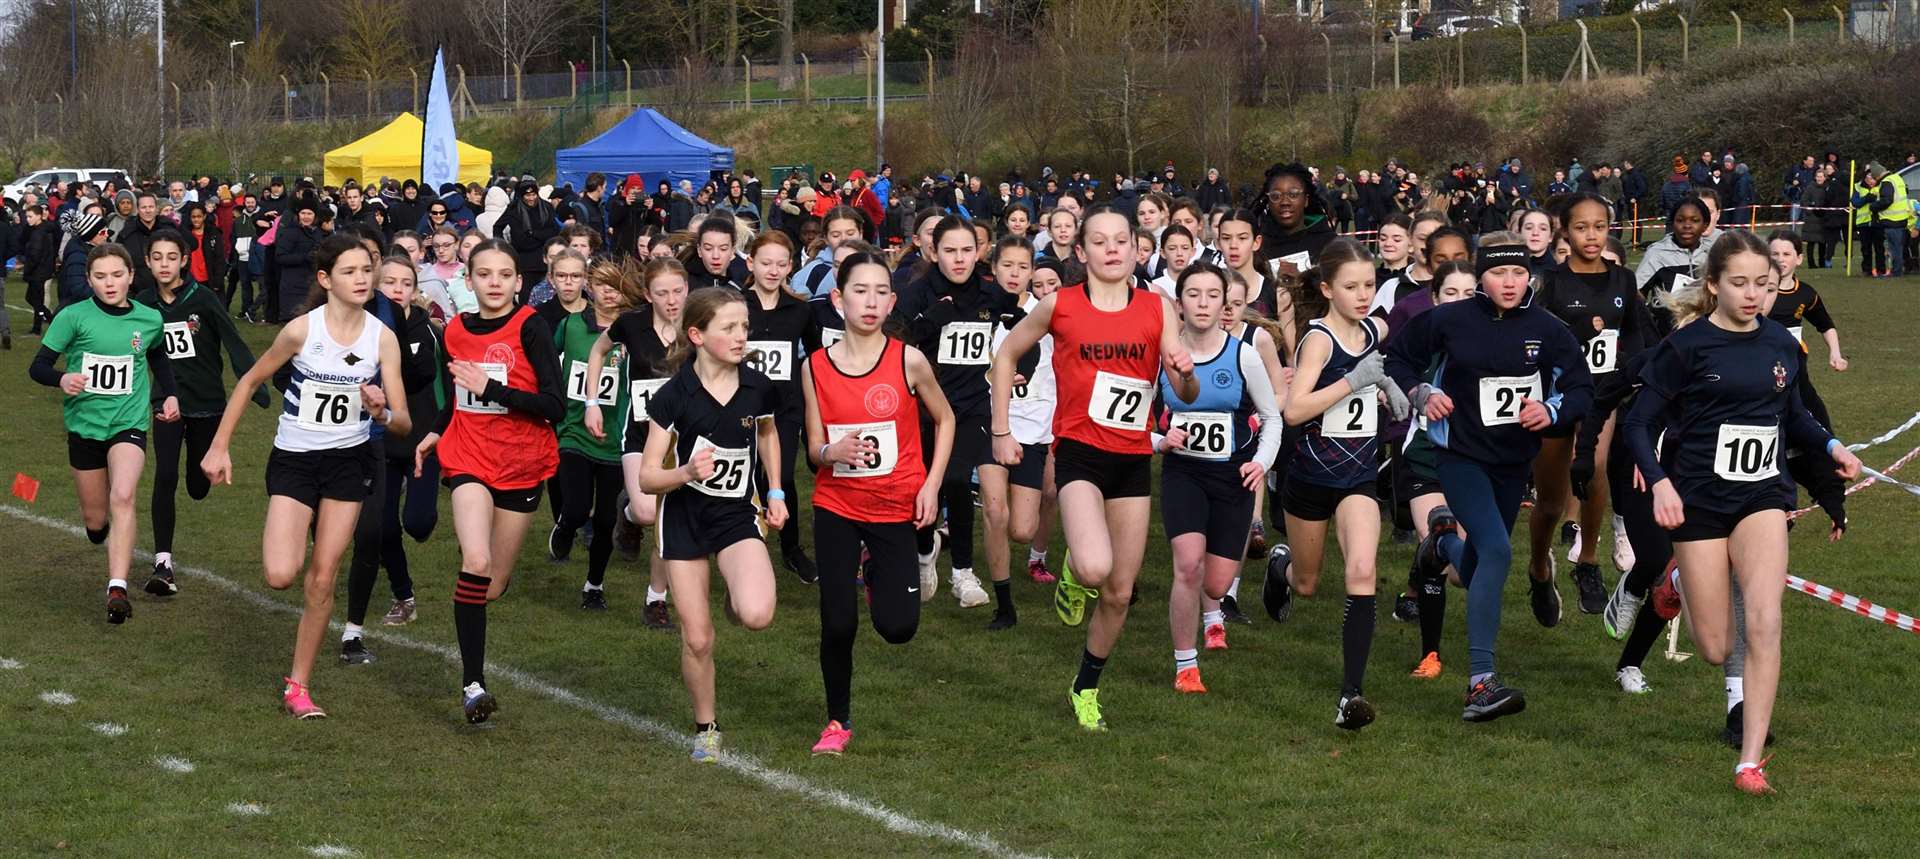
[1622,230,1860,794]
[584,258,688,632]
[30,242,180,622]
[991,207,1198,731]
[1517,208,1555,277]
[979,241,1060,632]
[897,216,1019,608]
[802,250,955,755]
[1219,272,1289,619]
[536,250,592,531]
[637,286,788,762]
[1265,240,1408,727]
[135,229,268,594]
[741,231,818,583]
[548,258,638,608]
[1765,231,1847,371]
[1382,233,1592,722]
[1373,213,1414,285]
[1147,226,1198,302]
[201,235,410,717]
[1156,265,1283,695]
[413,239,563,724]
[1215,210,1292,355]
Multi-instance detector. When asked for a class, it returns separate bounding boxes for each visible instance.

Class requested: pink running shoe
[282,677,327,720]
[1735,756,1776,796]
[811,720,852,756]
[1204,623,1229,651]
[1028,558,1057,584]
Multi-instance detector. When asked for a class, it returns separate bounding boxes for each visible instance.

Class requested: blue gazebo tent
[554,108,735,191]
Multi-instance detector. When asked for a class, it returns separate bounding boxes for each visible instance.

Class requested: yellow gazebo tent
[322,113,491,189]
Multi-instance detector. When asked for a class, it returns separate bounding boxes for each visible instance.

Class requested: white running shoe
[1615,666,1652,695]
[1603,573,1643,640]
[951,568,990,608]
[1566,528,1582,565]
[1612,514,1635,572]
[917,529,943,603]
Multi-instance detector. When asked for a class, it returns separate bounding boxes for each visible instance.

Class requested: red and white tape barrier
[1786,574,1920,636]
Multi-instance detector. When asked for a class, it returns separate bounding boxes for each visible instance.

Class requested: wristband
[819,444,832,463]
[767,489,786,501]
[991,429,1012,438]
[1827,438,1845,456]
[585,397,601,408]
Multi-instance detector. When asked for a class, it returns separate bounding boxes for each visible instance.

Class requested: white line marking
[153,755,195,774]
[38,691,76,705]
[0,657,23,669]
[2,503,1042,859]
[226,802,270,816]
[90,722,129,737]
[305,845,357,858]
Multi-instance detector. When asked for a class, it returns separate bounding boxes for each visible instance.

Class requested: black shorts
[1052,437,1152,499]
[444,473,544,514]
[1282,476,1377,522]
[1670,493,1791,543]
[1008,442,1050,491]
[1394,451,1442,504]
[68,428,148,471]
[924,414,990,483]
[267,442,379,508]
[658,490,763,561]
[1161,463,1257,559]
[622,419,656,457]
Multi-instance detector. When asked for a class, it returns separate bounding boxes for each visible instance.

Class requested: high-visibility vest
[1855,183,1876,226]
[1885,173,1913,226]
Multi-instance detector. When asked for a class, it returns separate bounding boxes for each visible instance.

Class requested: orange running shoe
[1735,756,1776,796]
[1411,652,1444,679]
[1174,666,1207,694]
[1203,623,1228,651]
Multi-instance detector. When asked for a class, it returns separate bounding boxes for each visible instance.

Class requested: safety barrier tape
[1786,574,1920,636]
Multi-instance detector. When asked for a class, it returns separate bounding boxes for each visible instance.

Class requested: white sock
[646,586,668,604]
[1735,761,1761,773]
[583,582,604,592]
[1174,648,1198,671]
[343,623,363,641]
[951,567,973,582]
[1227,576,1241,600]
[1202,610,1225,627]
[1726,676,1745,712]
[918,551,936,565]
[107,578,127,592]
[1028,548,1046,564]
[154,551,173,568]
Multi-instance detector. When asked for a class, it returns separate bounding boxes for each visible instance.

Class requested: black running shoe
[1219,594,1253,625]
[1530,576,1562,628]
[548,522,574,562]
[1335,694,1377,731]
[1262,544,1294,623]
[580,588,609,611]
[987,608,1018,631]
[784,549,819,585]
[106,587,132,624]
[1391,592,1419,622]
[642,599,676,631]
[1571,562,1607,615]
[462,682,497,724]
[613,512,642,561]
[340,637,375,665]
[1722,701,1776,749]
[1560,520,1578,546]
[144,561,178,597]
[1462,674,1527,722]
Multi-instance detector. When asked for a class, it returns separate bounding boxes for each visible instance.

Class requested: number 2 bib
[1477,373,1541,427]
[1169,411,1231,460]
[1321,387,1378,439]
[689,436,752,498]
[827,422,899,477]
[1714,424,1779,482]
[1089,371,1152,431]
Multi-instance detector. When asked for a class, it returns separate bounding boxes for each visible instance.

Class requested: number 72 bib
[1477,373,1541,427]
[1088,371,1152,432]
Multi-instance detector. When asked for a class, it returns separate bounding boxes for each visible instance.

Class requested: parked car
[1436,15,1506,37]
[4,167,130,202]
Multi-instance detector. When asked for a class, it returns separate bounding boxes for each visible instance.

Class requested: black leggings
[756,411,804,556]
[555,451,624,586]
[915,415,984,569]
[24,278,50,325]
[346,455,440,625]
[150,415,219,554]
[1611,441,1674,670]
[816,507,920,726]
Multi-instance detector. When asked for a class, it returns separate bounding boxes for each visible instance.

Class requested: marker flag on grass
[12,473,39,503]
[421,46,458,192]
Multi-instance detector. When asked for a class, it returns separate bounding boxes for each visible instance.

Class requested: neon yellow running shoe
[1069,686,1107,732]
[1054,551,1094,626]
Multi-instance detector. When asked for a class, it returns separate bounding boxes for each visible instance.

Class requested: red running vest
[1049,284,1164,455]
[439,305,558,490]
[807,338,925,523]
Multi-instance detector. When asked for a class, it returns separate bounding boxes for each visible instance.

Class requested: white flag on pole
[421,46,458,191]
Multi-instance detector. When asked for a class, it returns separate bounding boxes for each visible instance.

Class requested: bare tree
[925,29,1002,173]
[661,54,715,131]
[465,0,583,97]
[1046,0,1183,178]
[777,0,796,90]
[65,40,166,175]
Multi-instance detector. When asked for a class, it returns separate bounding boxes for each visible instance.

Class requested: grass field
[3,265,1919,857]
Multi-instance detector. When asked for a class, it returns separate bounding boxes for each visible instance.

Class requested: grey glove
[1380,376,1412,422]
[1344,351,1387,393]
[1407,382,1434,414]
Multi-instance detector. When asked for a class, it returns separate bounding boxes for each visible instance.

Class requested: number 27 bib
[1477,373,1541,427]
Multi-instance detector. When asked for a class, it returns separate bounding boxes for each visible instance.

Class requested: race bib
[745,340,793,381]
[1477,373,1541,427]
[936,321,993,365]
[1788,325,1804,345]
[629,378,667,423]
[827,421,899,478]
[82,353,134,396]
[297,381,363,429]
[454,362,509,414]
[162,322,196,360]
[820,328,845,349]
[566,360,620,404]
[1321,387,1378,439]
[1088,370,1152,431]
[1585,329,1619,374]
[689,436,752,499]
[1714,423,1779,482]
[1169,411,1232,460]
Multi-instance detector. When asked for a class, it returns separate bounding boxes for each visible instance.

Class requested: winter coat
[473,186,510,238]
[274,223,320,323]
[493,197,561,284]
[1659,174,1694,217]
[23,220,58,282]
[1196,178,1231,212]
[189,225,226,289]
[58,239,93,307]
[1802,179,1844,243]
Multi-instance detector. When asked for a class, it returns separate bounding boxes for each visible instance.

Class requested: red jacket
[214,198,238,250]
[853,187,884,231]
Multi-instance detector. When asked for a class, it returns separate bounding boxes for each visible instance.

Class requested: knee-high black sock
[1616,599,1667,671]
[1073,649,1107,693]
[1417,568,1446,656]
[992,578,1013,613]
[1342,595,1377,697]
[454,572,489,686]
